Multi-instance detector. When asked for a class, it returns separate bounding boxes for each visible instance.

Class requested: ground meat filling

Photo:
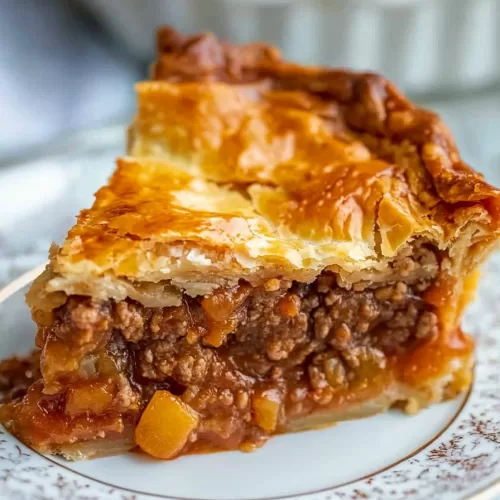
[3,245,441,453]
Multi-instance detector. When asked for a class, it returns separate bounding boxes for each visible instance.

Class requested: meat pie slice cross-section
[1,27,499,460]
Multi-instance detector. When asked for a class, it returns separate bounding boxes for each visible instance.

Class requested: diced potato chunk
[135,391,199,459]
[252,389,281,432]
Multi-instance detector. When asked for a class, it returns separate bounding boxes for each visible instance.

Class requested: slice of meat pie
[1,28,499,460]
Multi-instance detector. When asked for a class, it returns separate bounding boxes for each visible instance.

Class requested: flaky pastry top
[44,28,500,304]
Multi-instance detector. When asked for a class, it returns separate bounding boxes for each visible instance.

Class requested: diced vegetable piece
[201,284,251,321]
[203,316,237,347]
[41,335,80,393]
[252,389,281,432]
[202,284,253,347]
[135,391,199,459]
[277,294,300,318]
[65,381,115,415]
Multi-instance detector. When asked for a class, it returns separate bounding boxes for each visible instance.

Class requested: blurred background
[2,0,500,158]
[1,0,500,284]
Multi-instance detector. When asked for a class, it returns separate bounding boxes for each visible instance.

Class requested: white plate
[0,255,500,500]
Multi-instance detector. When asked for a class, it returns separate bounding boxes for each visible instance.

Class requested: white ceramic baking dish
[81,0,500,96]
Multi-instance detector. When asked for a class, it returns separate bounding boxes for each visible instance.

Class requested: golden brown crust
[153,26,500,207]
[39,28,500,326]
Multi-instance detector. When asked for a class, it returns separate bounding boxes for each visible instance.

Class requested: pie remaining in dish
[1,27,499,461]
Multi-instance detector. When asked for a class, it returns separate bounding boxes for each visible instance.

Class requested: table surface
[1,90,500,288]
